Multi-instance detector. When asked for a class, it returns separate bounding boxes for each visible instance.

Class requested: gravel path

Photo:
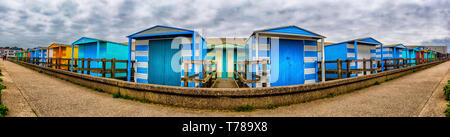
[1,60,449,117]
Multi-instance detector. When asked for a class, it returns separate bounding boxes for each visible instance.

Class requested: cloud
[422,37,450,53]
[0,0,448,49]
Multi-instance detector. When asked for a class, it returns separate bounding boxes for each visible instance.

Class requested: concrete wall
[8,58,447,110]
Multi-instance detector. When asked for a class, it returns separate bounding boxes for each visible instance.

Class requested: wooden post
[403,58,406,67]
[126,59,129,81]
[111,58,116,78]
[384,59,388,70]
[49,58,52,68]
[58,58,62,69]
[244,62,247,80]
[337,59,342,79]
[87,58,91,75]
[81,59,85,74]
[184,61,188,87]
[102,59,106,77]
[346,59,350,78]
[369,59,373,74]
[67,59,70,71]
[363,58,367,75]
[262,62,267,87]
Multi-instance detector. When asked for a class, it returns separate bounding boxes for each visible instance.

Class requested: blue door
[148,39,181,86]
[271,39,304,86]
[79,43,98,76]
[221,49,228,79]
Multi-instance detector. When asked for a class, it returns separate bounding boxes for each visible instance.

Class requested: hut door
[49,49,53,58]
[147,39,181,86]
[271,39,304,86]
[220,49,228,79]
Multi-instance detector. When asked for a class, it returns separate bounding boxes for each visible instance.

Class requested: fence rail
[181,60,216,88]
[11,57,134,81]
[318,57,441,80]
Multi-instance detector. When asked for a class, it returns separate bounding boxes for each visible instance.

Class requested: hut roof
[384,44,407,48]
[73,37,126,46]
[252,25,326,39]
[206,38,247,49]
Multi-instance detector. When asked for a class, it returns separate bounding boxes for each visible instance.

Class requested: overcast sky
[0,0,448,51]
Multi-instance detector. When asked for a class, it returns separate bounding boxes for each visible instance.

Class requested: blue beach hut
[127,25,207,87]
[324,37,382,78]
[35,47,48,66]
[71,37,128,78]
[376,44,407,70]
[244,25,326,87]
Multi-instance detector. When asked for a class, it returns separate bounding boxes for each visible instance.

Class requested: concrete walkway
[1,60,448,117]
[212,79,239,88]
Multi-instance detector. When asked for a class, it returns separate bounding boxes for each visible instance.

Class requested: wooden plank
[111,58,116,78]
[363,58,366,75]
[337,59,342,79]
[102,59,106,77]
[346,59,350,78]
[87,58,91,75]
[184,62,188,87]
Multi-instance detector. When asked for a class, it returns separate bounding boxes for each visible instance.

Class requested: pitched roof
[384,44,406,48]
[253,25,326,38]
[127,25,196,38]
[73,37,126,45]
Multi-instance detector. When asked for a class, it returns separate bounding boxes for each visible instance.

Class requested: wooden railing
[233,60,269,87]
[12,57,135,81]
[318,57,442,81]
[181,60,216,88]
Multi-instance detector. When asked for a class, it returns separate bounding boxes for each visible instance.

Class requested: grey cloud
[0,0,448,49]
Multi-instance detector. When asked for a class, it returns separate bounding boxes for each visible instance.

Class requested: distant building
[0,47,23,58]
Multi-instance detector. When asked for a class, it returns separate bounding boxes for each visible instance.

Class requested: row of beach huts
[12,25,445,88]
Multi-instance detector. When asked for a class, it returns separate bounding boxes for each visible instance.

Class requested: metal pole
[321,38,325,82]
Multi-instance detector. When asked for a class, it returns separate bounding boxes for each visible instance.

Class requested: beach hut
[324,37,382,78]
[206,38,247,79]
[30,47,47,66]
[404,47,419,66]
[71,37,128,78]
[127,25,207,87]
[48,43,78,70]
[244,25,326,87]
[376,44,406,70]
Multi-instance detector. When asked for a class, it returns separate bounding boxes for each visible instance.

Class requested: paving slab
[2,59,449,117]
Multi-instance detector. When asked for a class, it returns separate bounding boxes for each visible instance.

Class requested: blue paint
[129,25,206,87]
[264,26,320,37]
[147,39,181,86]
[271,39,304,86]
[325,37,381,78]
[73,37,128,77]
[127,25,194,37]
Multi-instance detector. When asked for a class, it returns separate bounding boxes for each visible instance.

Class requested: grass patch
[93,88,104,93]
[327,93,335,98]
[235,105,254,112]
[0,104,8,117]
[0,82,8,117]
[112,91,150,103]
[374,81,380,85]
[267,104,277,109]
[112,92,122,98]
[444,80,450,101]
[0,84,6,90]
[386,78,395,81]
